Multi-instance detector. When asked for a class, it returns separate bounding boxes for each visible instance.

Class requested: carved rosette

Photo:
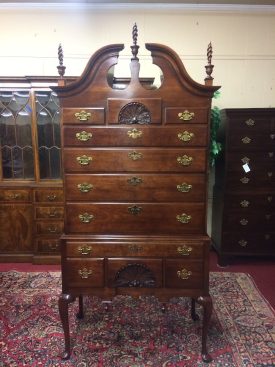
[118,102,151,124]
[114,263,156,287]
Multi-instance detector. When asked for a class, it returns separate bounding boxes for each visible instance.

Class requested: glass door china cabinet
[0,77,72,263]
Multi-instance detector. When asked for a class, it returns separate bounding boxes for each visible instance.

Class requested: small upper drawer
[34,189,64,203]
[35,221,64,235]
[164,259,204,289]
[35,206,64,219]
[36,239,60,253]
[165,108,209,124]
[0,189,31,202]
[64,259,105,288]
[63,125,207,147]
[62,108,105,125]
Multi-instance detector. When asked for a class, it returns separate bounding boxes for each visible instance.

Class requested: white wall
[0,3,275,108]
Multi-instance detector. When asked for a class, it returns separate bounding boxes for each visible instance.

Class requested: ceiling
[1,0,275,4]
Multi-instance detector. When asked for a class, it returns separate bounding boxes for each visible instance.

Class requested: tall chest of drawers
[53,32,219,361]
[211,108,275,265]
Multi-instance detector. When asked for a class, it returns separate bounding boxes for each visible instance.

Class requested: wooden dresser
[212,108,275,265]
[54,27,219,361]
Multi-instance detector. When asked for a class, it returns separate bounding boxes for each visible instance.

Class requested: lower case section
[58,292,213,363]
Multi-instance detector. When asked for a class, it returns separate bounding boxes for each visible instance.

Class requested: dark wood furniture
[54,26,219,361]
[0,79,66,263]
[211,108,275,266]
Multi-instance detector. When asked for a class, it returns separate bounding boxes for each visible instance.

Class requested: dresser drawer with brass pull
[34,189,63,203]
[65,203,205,234]
[63,148,206,173]
[165,107,208,124]
[0,189,31,202]
[63,125,207,147]
[223,211,275,230]
[62,107,105,125]
[65,173,205,202]
[35,207,64,219]
[65,259,104,287]
[36,239,60,253]
[35,221,64,235]
[164,260,204,288]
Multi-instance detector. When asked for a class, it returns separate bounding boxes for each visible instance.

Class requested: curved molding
[1,3,275,14]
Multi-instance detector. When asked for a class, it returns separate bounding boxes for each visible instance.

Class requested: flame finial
[57,43,66,79]
[131,23,139,61]
[205,42,214,85]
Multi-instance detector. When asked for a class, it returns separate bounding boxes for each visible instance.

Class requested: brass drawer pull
[78,245,93,255]
[48,226,58,233]
[267,172,273,177]
[128,244,142,253]
[75,110,91,121]
[267,196,273,202]
[128,205,142,215]
[77,183,94,193]
[48,242,59,250]
[176,213,191,224]
[177,183,192,193]
[127,128,142,139]
[79,213,94,223]
[241,156,250,164]
[177,131,194,142]
[7,193,22,200]
[128,151,143,161]
[238,239,248,247]
[178,110,194,121]
[127,176,143,186]
[240,200,250,208]
[177,268,192,280]
[177,155,193,166]
[78,268,93,279]
[240,177,249,184]
[76,155,93,166]
[49,210,58,217]
[240,218,248,226]
[76,131,92,141]
[245,118,255,126]
[265,234,270,240]
[47,194,57,201]
[265,214,271,220]
[268,152,274,158]
[242,136,251,144]
[177,245,192,256]
[270,134,275,140]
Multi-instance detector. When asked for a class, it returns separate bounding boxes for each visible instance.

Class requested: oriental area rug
[0,271,274,367]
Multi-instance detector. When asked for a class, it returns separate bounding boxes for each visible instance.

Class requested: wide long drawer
[223,210,274,230]
[65,202,205,234]
[63,125,207,147]
[65,173,205,202]
[65,240,205,258]
[63,148,206,173]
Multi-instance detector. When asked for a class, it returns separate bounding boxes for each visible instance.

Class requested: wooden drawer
[63,125,207,147]
[65,202,205,235]
[0,189,31,202]
[65,240,205,258]
[64,259,104,287]
[223,210,274,231]
[165,107,209,124]
[34,189,64,203]
[224,194,275,211]
[35,206,64,219]
[164,259,204,288]
[106,258,162,287]
[226,171,275,190]
[62,108,105,125]
[227,152,275,172]
[221,232,275,255]
[36,221,64,235]
[36,239,60,253]
[65,173,205,202]
[63,148,206,173]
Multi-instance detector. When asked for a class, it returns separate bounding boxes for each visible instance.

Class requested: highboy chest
[53,25,219,361]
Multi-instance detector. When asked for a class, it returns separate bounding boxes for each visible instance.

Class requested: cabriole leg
[197,295,213,363]
[58,293,76,360]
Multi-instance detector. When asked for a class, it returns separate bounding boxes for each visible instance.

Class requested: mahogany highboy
[54,31,219,361]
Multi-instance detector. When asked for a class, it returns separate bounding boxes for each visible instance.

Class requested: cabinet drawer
[0,189,31,202]
[36,221,64,235]
[106,259,162,287]
[65,259,104,287]
[165,107,209,124]
[65,240,205,258]
[164,260,204,288]
[65,173,205,202]
[65,203,205,235]
[224,194,275,211]
[223,210,274,230]
[62,108,105,125]
[34,189,64,203]
[35,206,64,219]
[36,239,60,253]
[63,148,206,173]
[63,125,207,147]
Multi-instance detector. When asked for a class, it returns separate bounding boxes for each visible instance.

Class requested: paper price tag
[242,163,250,173]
